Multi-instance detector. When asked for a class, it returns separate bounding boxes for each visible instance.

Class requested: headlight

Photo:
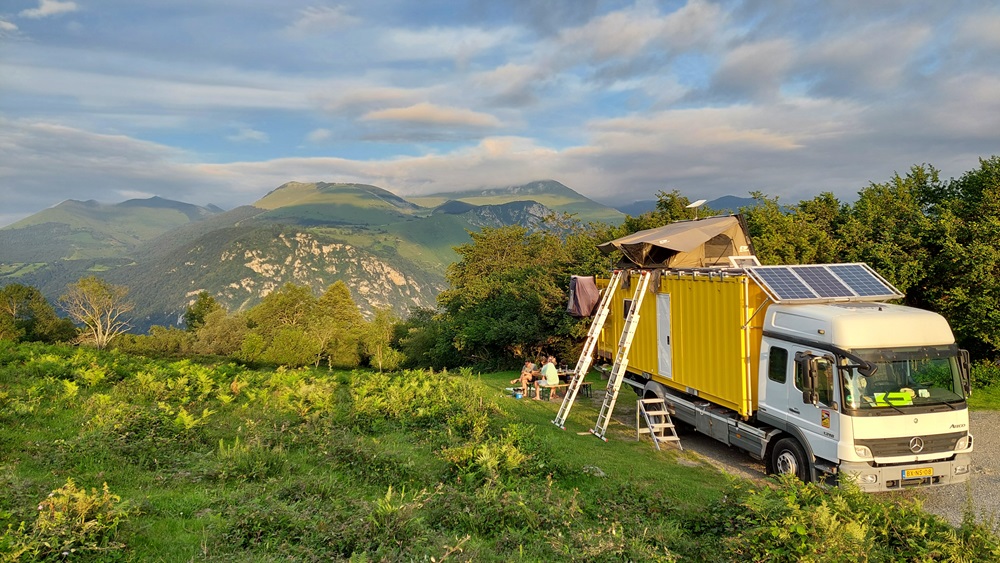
[954,464,970,475]
[956,435,972,450]
[854,446,873,459]
[857,473,878,484]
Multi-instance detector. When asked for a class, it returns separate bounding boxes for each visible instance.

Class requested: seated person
[510,359,536,391]
[534,356,560,400]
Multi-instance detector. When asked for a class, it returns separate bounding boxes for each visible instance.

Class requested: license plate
[902,468,933,479]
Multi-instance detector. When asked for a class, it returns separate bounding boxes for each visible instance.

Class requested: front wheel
[769,437,810,482]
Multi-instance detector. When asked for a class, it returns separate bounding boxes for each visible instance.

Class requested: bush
[971,360,1000,388]
[1,479,136,561]
[716,475,1000,562]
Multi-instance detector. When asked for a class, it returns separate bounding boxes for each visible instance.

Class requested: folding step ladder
[590,269,652,441]
[553,269,625,429]
[636,397,682,451]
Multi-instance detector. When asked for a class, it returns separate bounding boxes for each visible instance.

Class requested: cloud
[362,103,501,128]
[286,5,360,35]
[306,128,333,143]
[226,127,269,143]
[0,20,18,32]
[19,0,78,19]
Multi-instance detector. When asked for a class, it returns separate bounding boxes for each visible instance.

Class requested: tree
[0,283,76,343]
[921,157,1000,358]
[59,277,134,349]
[438,225,574,364]
[362,307,403,372]
[183,291,222,331]
[839,166,939,296]
[310,281,364,368]
[194,308,248,356]
[242,283,318,366]
[742,192,846,265]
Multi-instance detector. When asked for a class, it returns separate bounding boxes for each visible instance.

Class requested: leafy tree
[438,225,578,365]
[310,281,364,368]
[922,157,1000,358]
[194,309,248,356]
[363,306,403,371]
[742,192,845,265]
[59,277,134,349]
[0,283,75,343]
[243,283,318,366]
[839,166,940,296]
[183,291,222,331]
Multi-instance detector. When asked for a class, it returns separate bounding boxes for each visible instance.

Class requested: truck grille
[855,431,965,457]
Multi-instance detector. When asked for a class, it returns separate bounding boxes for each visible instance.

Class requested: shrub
[1,479,136,561]
[971,360,1000,388]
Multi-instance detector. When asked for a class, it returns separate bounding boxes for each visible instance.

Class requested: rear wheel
[770,437,810,482]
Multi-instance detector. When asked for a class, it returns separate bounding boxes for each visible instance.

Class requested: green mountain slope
[410,180,624,224]
[0,197,221,261]
[1,180,610,332]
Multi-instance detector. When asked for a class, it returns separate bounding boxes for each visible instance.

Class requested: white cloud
[286,5,359,35]
[226,127,269,143]
[306,128,332,142]
[19,0,78,19]
[362,103,501,128]
[0,20,18,32]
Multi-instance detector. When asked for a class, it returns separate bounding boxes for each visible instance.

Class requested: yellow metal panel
[596,271,768,418]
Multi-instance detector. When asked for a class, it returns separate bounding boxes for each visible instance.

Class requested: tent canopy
[597,215,755,269]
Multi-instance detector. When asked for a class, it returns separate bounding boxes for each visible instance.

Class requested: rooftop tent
[597,215,755,269]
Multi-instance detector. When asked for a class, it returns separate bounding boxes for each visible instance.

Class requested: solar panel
[746,263,903,303]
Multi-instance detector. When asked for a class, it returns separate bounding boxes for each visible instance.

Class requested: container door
[787,348,840,463]
[656,293,672,379]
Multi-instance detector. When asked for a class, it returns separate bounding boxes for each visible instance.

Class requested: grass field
[1,342,997,562]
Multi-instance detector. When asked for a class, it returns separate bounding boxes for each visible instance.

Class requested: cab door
[787,350,840,463]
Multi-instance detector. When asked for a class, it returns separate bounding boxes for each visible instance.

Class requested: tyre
[770,437,810,482]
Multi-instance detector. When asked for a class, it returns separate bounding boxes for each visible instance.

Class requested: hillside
[410,180,625,224]
[0,197,222,262]
[1,181,588,331]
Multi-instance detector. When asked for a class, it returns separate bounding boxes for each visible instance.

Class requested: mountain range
[1,180,634,331]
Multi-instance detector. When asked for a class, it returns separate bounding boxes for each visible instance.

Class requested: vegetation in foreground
[1,342,998,562]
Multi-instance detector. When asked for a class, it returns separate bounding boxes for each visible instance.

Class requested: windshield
[841,345,965,410]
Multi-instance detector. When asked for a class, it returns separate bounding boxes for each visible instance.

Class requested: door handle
[789,407,800,414]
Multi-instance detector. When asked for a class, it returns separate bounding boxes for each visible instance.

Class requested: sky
[2,0,999,227]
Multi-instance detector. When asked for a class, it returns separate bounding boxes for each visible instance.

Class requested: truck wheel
[770,438,810,482]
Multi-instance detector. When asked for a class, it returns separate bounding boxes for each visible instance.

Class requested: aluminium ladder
[636,397,682,451]
[553,269,626,429]
[591,269,653,441]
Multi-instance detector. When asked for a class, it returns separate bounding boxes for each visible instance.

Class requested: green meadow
[1,342,997,561]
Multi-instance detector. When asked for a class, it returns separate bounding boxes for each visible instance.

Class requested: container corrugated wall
[596,271,768,419]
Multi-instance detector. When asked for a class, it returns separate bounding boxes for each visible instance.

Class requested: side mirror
[795,351,820,405]
[959,349,971,397]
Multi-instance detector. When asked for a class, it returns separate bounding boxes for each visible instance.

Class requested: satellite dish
[686,199,707,218]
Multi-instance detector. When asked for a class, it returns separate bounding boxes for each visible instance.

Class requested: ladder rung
[643,410,671,416]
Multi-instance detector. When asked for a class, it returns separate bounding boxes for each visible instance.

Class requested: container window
[622,299,632,319]
[768,346,788,383]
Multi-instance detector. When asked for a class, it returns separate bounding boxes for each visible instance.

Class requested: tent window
[704,234,735,264]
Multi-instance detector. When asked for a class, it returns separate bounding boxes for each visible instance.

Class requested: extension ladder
[553,269,625,429]
[591,270,652,441]
[636,397,682,451]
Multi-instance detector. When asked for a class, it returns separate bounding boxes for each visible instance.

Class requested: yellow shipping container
[596,270,770,419]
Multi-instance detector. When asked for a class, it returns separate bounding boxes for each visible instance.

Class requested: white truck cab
[757,302,973,490]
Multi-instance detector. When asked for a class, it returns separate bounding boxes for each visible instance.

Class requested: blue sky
[2,0,999,226]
